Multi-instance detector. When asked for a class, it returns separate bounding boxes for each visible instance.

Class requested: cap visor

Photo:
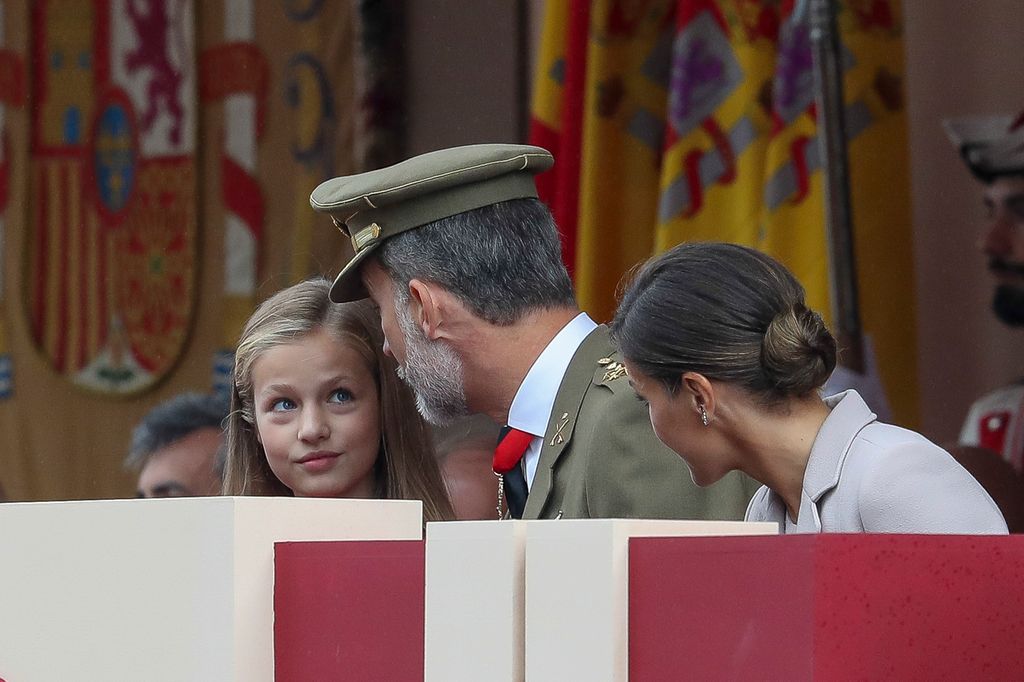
[329,244,379,303]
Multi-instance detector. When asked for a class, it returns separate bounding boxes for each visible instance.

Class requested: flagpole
[808,0,864,372]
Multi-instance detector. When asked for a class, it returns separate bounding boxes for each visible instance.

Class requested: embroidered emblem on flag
[26,0,197,395]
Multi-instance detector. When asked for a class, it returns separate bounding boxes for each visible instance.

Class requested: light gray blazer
[746,390,1008,534]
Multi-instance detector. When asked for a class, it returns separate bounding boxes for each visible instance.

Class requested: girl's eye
[271,398,296,412]
[329,388,353,403]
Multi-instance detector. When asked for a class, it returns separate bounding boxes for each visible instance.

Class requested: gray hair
[376,197,576,324]
[125,392,229,470]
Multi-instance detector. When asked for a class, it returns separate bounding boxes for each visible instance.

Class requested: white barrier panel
[525,519,777,682]
[0,497,422,682]
[425,520,529,682]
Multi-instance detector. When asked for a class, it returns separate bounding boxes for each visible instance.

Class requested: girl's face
[251,328,381,498]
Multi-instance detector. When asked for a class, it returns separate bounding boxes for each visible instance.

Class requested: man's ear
[681,372,716,419]
[408,278,445,339]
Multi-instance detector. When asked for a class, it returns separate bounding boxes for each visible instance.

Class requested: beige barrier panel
[425,520,530,682]
[525,519,777,682]
[0,497,422,682]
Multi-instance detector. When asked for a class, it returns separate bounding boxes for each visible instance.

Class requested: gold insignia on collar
[550,412,570,446]
[603,362,627,382]
[597,357,613,366]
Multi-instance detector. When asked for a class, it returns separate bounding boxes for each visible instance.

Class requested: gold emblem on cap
[352,222,382,252]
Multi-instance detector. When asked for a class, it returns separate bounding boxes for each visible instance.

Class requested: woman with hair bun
[612,242,1006,534]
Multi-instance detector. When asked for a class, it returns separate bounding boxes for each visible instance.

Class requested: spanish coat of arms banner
[26,0,197,394]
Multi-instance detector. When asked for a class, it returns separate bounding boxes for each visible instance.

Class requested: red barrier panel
[630,535,1024,681]
[275,540,425,681]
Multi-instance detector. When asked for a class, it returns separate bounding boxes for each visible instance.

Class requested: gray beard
[394,301,470,426]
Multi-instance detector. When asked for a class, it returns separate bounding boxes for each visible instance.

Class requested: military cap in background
[943,109,1024,182]
[310,143,554,302]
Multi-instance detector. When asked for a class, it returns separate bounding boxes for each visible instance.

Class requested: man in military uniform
[945,111,1024,472]
[310,144,755,520]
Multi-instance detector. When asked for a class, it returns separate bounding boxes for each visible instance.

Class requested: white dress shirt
[507,313,598,489]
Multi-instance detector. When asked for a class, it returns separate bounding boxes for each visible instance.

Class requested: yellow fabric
[538,0,918,426]
[575,1,673,323]
[529,0,569,133]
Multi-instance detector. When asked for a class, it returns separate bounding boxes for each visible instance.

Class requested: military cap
[943,110,1024,182]
[310,143,555,302]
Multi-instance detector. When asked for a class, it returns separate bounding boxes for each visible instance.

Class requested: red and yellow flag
[530,0,918,426]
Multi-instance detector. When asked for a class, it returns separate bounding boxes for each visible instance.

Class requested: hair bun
[760,304,837,395]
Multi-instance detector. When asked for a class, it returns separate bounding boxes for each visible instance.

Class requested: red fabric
[275,540,425,681]
[790,135,813,205]
[0,49,26,107]
[979,410,1012,454]
[199,43,269,137]
[528,0,590,278]
[493,427,533,474]
[221,154,265,239]
[0,134,9,214]
[629,534,1024,680]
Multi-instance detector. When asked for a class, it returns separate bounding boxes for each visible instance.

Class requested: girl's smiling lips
[296,451,342,470]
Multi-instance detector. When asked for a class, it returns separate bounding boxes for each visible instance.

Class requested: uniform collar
[507,313,597,436]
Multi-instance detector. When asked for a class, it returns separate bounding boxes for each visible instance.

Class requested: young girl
[222,278,454,522]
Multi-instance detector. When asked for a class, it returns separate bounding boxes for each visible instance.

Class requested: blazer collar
[755,390,876,532]
[802,390,876,502]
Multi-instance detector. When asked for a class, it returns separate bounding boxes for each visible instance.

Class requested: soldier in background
[126,392,227,498]
[945,110,1024,473]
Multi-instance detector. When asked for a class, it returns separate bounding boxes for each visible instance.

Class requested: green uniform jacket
[522,325,759,520]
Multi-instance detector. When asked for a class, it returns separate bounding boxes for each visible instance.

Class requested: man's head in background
[981,173,1024,326]
[945,112,1024,326]
[433,414,501,520]
[126,392,228,498]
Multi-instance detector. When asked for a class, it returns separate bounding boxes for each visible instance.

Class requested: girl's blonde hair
[222,278,454,522]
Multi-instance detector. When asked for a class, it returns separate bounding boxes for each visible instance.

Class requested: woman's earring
[699,404,709,427]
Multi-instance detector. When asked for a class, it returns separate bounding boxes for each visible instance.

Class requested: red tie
[493,427,533,474]
[494,427,532,519]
